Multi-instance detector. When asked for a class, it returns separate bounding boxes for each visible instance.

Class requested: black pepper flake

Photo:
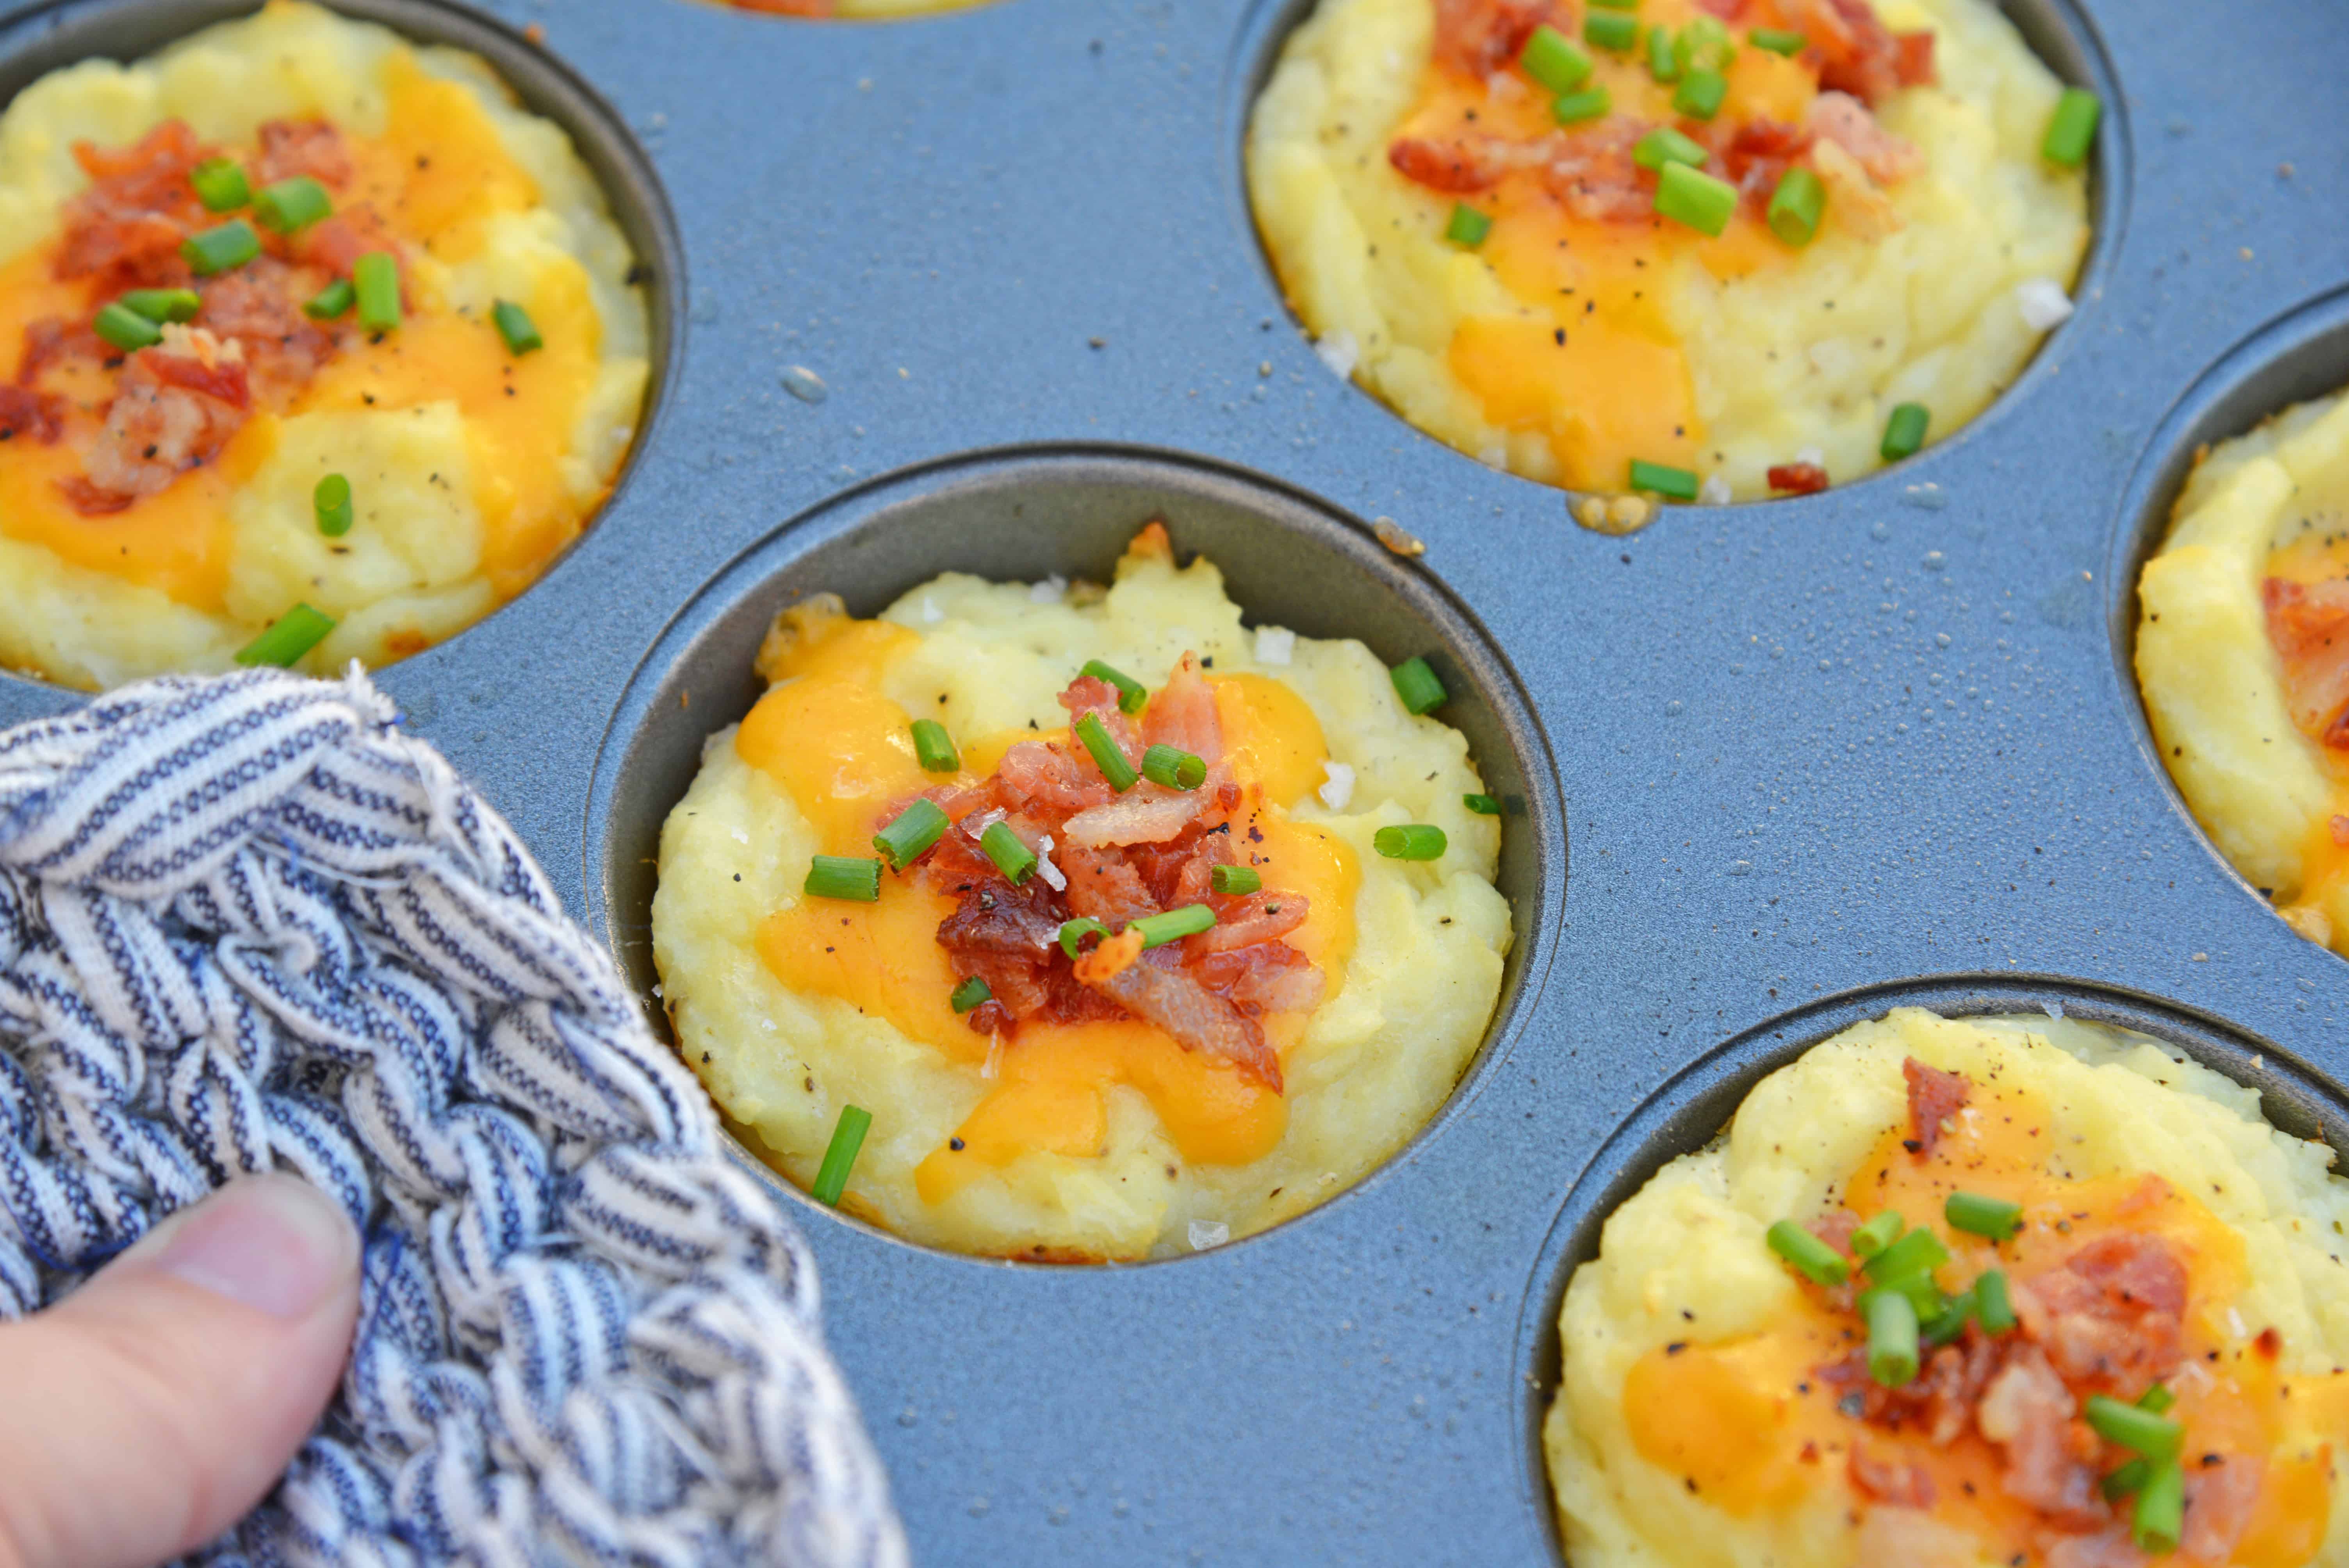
[949,1137,966,1152]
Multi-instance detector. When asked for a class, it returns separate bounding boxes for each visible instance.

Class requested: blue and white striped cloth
[0,667,907,1568]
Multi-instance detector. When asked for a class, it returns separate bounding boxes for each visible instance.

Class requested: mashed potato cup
[1246,0,2092,508]
[0,0,650,689]
[1544,1008,2349,1567]
[651,525,1513,1261]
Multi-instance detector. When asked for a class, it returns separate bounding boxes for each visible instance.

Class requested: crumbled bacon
[1537,119,1655,222]
[2043,1529,2148,1568]
[1902,1055,1969,1157]
[57,120,208,288]
[1791,0,1937,105]
[1976,1344,2110,1526]
[1849,1442,1936,1508]
[2261,577,2349,745]
[1767,461,1830,495]
[1689,0,1748,15]
[197,259,335,393]
[1389,133,1532,195]
[1430,0,1551,78]
[251,119,351,187]
[1810,90,1925,185]
[0,385,63,445]
[2013,1231,2187,1397]
[2180,1453,2264,1563]
[64,345,250,514]
[1718,118,1815,206]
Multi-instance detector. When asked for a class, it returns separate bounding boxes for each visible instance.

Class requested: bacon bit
[1809,1207,1862,1257]
[1810,91,1924,185]
[2017,1233,2188,1397]
[2331,814,2349,847]
[197,259,335,393]
[2261,577,2349,745]
[1062,788,1206,850]
[1790,0,1932,106]
[1538,119,1656,222]
[1430,0,1551,78]
[1849,1442,1936,1508]
[1893,29,1937,88]
[251,119,351,187]
[1192,892,1308,953]
[1811,139,1905,239]
[1128,519,1174,561]
[1902,1056,1970,1158]
[1853,1507,1982,1567]
[0,385,63,445]
[1767,461,1830,495]
[1060,844,1159,925]
[298,205,399,282]
[1144,651,1224,764]
[2253,1325,2281,1359]
[59,120,208,287]
[1718,118,1815,206]
[1073,926,1143,984]
[2180,1453,2265,1563]
[1977,1345,2110,1527]
[2043,1529,2149,1568]
[1390,134,1516,194]
[65,346,251,513]
[1092,959,1283,1090]
[1690,0,1748,15]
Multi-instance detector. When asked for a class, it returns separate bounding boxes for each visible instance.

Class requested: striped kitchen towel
[0,666,906,1568]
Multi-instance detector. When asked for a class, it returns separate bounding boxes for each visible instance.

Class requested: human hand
[0,1176,362,1568]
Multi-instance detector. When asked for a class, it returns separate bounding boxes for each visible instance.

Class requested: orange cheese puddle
[1620,1075,2340,1562]
[1403,0,1815,490]
[734,606,1358,1202]
[0,37,611,619]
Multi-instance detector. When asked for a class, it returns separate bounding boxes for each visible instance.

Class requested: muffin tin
[2,0,2346,1561]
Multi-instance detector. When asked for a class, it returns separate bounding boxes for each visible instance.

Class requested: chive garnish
[2102,1457,2150,1502]
[1080,659,1146,714]
[910,718,959,773]
[2042,86,2100,169]
[1633,127,1708,172]
[492,299,543,355]
[1141,744,1205,790]
[1881,401,1930,460]
[1672,67,1728,121]
[2084,1395,2182,1459]
[2137,1383,2175,1415]
[1765,1219,1848,1287]
[979,821,1036,884]
[1210,864,1261,895]
[93,302,161,353]
[1058,917,1110,959]
[1445,203,1492,248]
[190,158,249,213]
[1864,1226,1949,1285]
[354,251,401,331]
[1587,0,1635,9]
[1851,1210,1904,1257]
[1654,159,1737,236]
[253,175,331,234]
[1767,167,1826,247]
[1750,27,1806,54]
[873,798,948,870]
[1646,23,1679,80]
[949,976,991,1013]
[1919,1287,1973,1349]
[313,473,353,538]
[1629,458,1700,500]
[1390,656,1447,715]
[1075,711,1139,792]
[1975,1269,2016,1333]
[304,278,355,320]
[1373,824,1447,861]
[2133,1463,2184,1554]
[120,288,200,324]
[234,603,336,667]
[1945,1191,2023,1240]
[1132,905,1215,948]
[804,854,882,902]
[1518,23,1592,93]
[181,219,260,277]
[1866,1288,1919,1387]
[810,1104,871,1206]
[1674,14,1734,73]
[1465,792,1501,815]
[1552,87,1610,125]
[1583,11,1637,51]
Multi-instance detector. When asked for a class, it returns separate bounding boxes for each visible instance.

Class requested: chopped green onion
[1674,14,1735,73]
[93,302,162,353]
[1866,1273,1946,1322]
[1552,86,1611,125]
[1132,904,1215,948]
[2042,86,2100,169]
[1866,1288,1920,1388]
[253,175,331,234]
[810,1104,871,1206]
[1945,1191,2023,1241]
[979,821,1036,884]
[2133,1461,2184,1554]
[911,718,959,773]
[181,219,260,276]
[1881,401,1930,460]
[1646,23,1680,80]
[1654,159,1737,236]
[2137,1384,2176,1415]
[1633,126,1709,171]
[1210,864,1261,895]
[1141,744,1205,790]
[1629,458,1700,500]
[2084,1395,2182,1460]
[233,603,336,667]
[1058,916,1110,959]
[1852,1210,1905,1258]
[1975,1269,2016,1334]
[1390,655,1447,714]
[1920,1286,1975,1348]
[1373,823,1447,861]
[120,287,200,324]
[1588,0,1636,9]
[304,278,355,320]
[1444,202,1492,248]
[354,251,401,332]
[1465,792,1502,815]
[1583,11,1638,51]
[1864,1226,1950,1285]
[1080,659,1146,715]
[804,855,882,902]
[313,473,353,538]
[1766,166,1826,247]
[1518,23,1592,93]
[492,299,543,355]
[949,976,991,1013]
[2102,1457,2151,1502]
[190,158,249,213]
[1672,67,1728,120]
[1075,711,1140,792]
[1765,1219,1848,1287]
[873,798,948,870]
[1750,27,1806,54]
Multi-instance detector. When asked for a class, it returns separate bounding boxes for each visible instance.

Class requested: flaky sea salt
[1254,626,1296,666]
[1314,329,1359,380]
[1187,1220,1229,1251]
[1318,761,1355,811]
[1028,575,1067,604]
[1699,475,1733,506]
[1035,834,1067,893]
[2226,1308,2249,1341]
[2016,278,2075,331]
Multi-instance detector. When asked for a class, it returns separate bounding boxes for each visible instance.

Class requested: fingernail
[153,1175,357,1320]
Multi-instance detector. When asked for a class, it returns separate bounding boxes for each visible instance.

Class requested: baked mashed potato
[1545,1008,2349,1566]
[651,525,1512,1260]
[2136,386,2349,963]
[0,0,649,689]
[1246,0,2091,506]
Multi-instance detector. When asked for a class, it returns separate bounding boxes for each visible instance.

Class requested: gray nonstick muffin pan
[1,0,2344,1561]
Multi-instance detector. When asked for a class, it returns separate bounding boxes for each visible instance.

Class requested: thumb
[0,1175,361,1568]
